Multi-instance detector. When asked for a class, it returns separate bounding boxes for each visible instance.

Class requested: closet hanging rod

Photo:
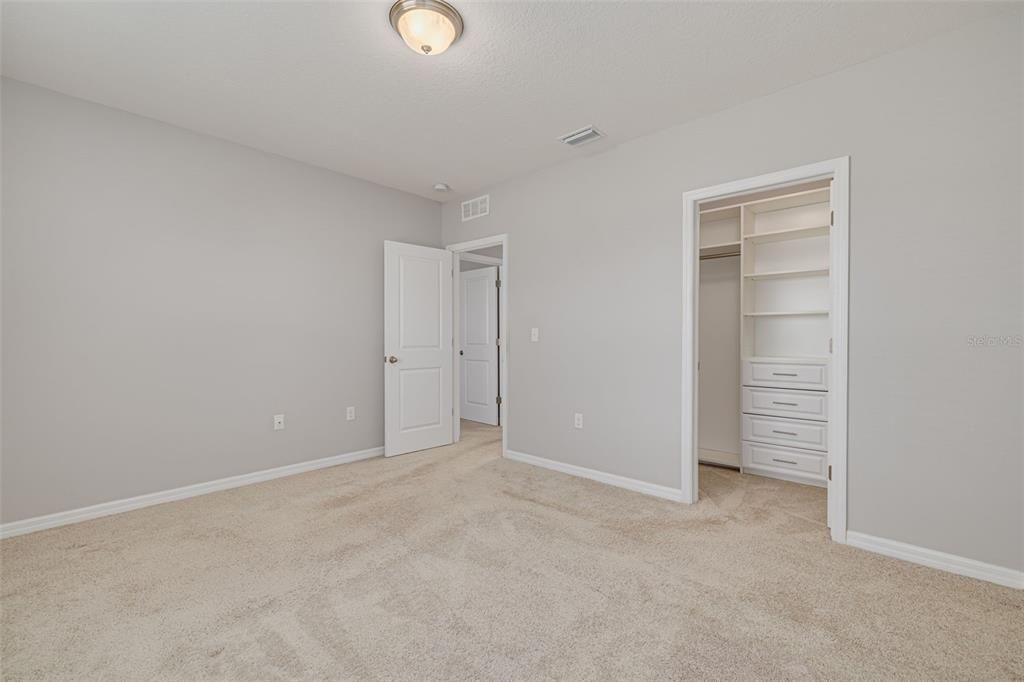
[699,251,741,261]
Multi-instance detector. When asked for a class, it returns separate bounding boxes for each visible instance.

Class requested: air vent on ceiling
[461,194,490,222]
[559,125,604,147]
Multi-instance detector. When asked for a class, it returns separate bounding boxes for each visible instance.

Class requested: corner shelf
[744,225,829,244]
[744,267,829,281]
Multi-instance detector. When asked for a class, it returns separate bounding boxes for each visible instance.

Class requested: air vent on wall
[559,125,604,147]
[461,194,490,222]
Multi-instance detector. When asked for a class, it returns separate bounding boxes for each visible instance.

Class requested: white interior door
[384,241,453,457]
[460,266,499,425]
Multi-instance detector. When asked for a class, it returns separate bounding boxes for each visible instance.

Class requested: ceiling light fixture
[389,0,464,56]
[433,183,451,192]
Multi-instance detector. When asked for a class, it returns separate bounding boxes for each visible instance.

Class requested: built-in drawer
[742,387,828,422]
[742,441,826,482]
[742,359,828,391]
[742,414,828,452]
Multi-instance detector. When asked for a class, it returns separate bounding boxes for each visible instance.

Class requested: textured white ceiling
[1,1,1001,201]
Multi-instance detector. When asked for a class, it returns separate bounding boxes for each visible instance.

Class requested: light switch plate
[530,327,539,342]
[273,414,285,431]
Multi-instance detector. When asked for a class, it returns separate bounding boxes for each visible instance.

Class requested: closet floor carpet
[2,421,1021,680]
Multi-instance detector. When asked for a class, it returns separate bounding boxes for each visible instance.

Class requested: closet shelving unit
[698,205,742,259]
[699,181,833,486]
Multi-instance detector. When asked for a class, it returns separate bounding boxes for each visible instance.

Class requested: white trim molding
[505,450,686,503]
[847,531,1024,590]
[0,446,383,540]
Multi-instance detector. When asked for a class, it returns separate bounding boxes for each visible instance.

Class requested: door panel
[464,360,490,405]
[399,256,442,348]
[460,265,499,425]
[384,241,453,456]
[399,368,443,430]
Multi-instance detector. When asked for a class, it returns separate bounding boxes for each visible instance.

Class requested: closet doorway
[682,158,850,543]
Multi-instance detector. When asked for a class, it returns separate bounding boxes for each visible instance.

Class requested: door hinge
[496,337,501,347]
[828,464,832,481]
[830,210,834,226]
[495,279,501,288]
[496,395,502,405]
[828,337,833,354]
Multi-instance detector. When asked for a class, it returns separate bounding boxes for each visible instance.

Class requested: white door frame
[447,234,509,456]
[682,157,850,543]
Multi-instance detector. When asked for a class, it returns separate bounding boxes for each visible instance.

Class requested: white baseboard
[846,531,1023,590]
[0,446,384,540]
[505,449,686,503]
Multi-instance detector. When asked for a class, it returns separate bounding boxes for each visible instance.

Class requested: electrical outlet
[346,406,355,421]
[574,412,583,429]
[530,327,539,342]
[273,414,285,431]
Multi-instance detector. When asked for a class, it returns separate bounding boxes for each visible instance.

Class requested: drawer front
[742,387,828,421]
[742,442,826,480]
[742,414,828,452]
[743,359,828,391]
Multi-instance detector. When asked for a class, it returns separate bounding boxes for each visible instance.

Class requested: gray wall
[1,79,442,522]
[443,14,1023,571]
[698,256,741,457]
[460,245,503,272]
[469,246,503,260]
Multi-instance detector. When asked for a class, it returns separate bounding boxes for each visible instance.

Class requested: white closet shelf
[744,267,829,281]
[700,182,830,215]
[744,225,829,244]
[700,205,741,221]
[699,241,742,257]
[744,310,829,317]
[745,355,830,363]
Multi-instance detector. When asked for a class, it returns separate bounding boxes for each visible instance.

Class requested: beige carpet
[1,421,1021,680]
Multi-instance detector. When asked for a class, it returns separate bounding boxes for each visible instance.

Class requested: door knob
[387,356,399,364]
